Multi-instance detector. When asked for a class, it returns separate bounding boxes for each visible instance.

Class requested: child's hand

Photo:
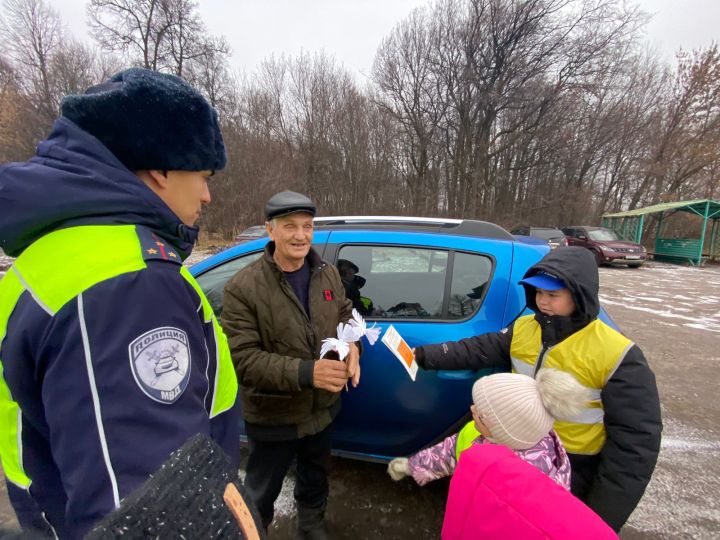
[387,457,409,481]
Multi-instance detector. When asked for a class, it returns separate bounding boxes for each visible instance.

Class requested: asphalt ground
[1,257,719,539]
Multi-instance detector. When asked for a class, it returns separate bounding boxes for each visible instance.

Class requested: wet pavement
[1,259,719,538]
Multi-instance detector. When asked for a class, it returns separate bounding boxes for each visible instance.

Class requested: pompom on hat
[472,369,590,450]
[61,67,226,172]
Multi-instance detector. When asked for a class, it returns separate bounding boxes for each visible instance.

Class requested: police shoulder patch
[135,226,182,264]
[129,326,191,404]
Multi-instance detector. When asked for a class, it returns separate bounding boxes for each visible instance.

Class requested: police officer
[0,68,239,538]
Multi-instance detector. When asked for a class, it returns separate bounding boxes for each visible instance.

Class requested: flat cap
[265,191,316,220]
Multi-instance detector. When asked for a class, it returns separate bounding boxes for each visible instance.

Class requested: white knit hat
[471,369,590,450]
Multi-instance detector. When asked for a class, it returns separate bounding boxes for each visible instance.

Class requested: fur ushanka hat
[61,67,226,172]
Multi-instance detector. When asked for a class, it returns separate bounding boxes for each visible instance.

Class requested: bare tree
[630,45,720,207]
[0,0,63,121]
[88,0,171,71]
[373,6,446,215]
[88,0,230,81]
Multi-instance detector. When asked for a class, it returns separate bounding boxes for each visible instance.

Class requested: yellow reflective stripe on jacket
[12,225,146,315]
[180,267,238,418]
[0,225,237,491]
[0,270,31,488]
[510,314,632,455]
[455,421,481,462]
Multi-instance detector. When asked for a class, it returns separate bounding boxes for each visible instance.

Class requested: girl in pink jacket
[387,369,588,489]
[442,443,617,539]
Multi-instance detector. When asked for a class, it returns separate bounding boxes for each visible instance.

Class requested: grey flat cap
[265,191,316,220]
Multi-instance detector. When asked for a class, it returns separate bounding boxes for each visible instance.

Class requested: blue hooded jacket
[0,118,240,538]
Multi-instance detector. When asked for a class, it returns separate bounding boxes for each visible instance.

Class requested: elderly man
[222,191,360,538]
[0,68,239,538]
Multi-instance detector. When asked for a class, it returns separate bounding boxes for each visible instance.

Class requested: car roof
[313,216,513,241]
[512,225,562,231]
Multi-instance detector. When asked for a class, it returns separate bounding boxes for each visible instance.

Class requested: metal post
[697,201,710,265]
[637,214,645,244]
[654,213,664,258]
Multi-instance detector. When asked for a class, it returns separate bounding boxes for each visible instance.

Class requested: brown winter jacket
[221,243,354,440]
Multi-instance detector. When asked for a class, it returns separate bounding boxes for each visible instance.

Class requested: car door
[564,228,581,247]
[323,229,513,459]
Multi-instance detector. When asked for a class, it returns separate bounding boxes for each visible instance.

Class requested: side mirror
[578,235,587,240]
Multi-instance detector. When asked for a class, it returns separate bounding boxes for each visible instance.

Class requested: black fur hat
[60,68,226,172]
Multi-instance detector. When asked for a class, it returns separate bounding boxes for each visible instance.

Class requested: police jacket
[0,118,240,539]
[415,247,662,532]
[222,243,354,440]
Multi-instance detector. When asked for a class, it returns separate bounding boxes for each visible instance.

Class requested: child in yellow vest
[387,369,587,489]
[412,246,662,532]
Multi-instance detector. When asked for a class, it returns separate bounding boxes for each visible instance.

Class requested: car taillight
[562,237,568,246]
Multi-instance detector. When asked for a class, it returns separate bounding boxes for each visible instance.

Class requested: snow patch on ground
[184,249,217,267]
[599,263,720,334]
[238,468,297,524]
[0,249,11,279]
[626,418,720,539]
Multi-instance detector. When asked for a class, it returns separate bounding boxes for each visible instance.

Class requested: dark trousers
[568,452,599,500]
[244,425,332,529]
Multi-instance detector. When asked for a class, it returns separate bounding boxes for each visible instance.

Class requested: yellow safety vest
[509,314,633,455]
[455,421,482,462]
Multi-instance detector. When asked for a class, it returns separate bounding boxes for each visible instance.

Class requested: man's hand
[346,342,361,388]
[313,359,349,392]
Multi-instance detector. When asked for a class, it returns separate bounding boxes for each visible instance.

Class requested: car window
[588,229,620,241]
[195,251,263,316]
[447,251,493,319]
[530,228,563,240]
[336,245,491,320]
[564,228,581,237]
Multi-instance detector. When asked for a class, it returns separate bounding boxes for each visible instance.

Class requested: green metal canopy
[602,199,720,266]
[603,199,720,218]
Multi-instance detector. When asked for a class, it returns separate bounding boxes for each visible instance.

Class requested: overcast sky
[51,0,720,80]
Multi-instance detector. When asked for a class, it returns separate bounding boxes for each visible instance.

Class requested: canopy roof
[603,199,720,219]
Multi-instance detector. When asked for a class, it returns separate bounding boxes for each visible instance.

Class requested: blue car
[191,217,613,462]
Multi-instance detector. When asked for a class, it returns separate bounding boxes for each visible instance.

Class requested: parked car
[510,226,568,249]
[234,225,267,243]
[191,216,617,461]
[562,226,646,267]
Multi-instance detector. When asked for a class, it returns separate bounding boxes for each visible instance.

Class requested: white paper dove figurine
[320,337,350,360]
[348,308,381,345]
[319,322,355,360]
[337,321,358,343]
